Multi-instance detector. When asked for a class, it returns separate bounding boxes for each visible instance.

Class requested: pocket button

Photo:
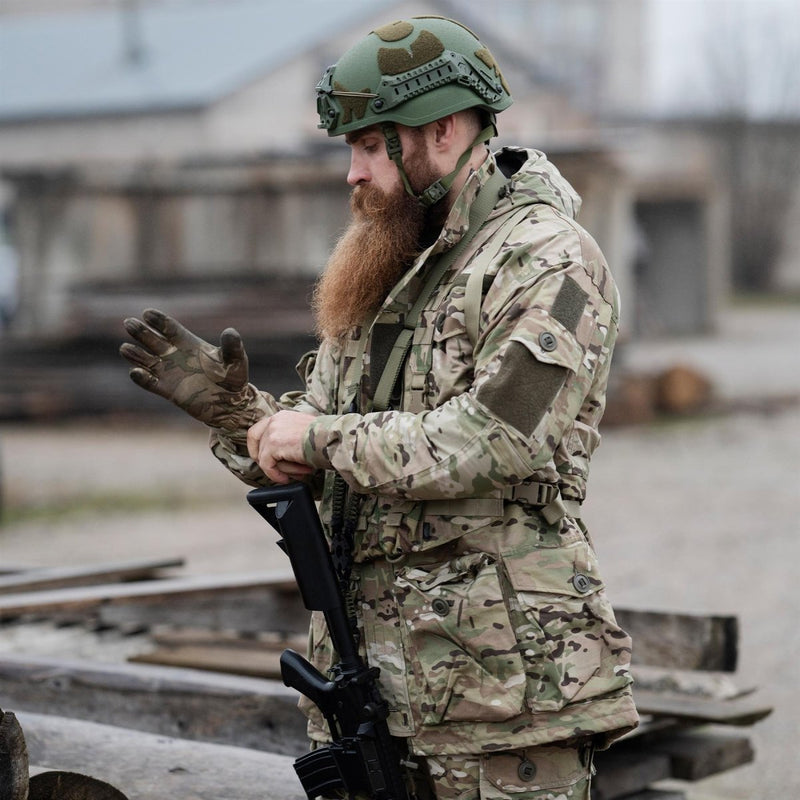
[431,597,450,617]
[572,573,592,593]
[518,760,537,781]
[539,331,558,352]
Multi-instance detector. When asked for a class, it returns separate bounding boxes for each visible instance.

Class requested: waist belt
[423,483,581,523]
[504,481,582,523]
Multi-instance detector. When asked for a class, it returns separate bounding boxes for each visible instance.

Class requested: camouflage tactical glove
[120,308,270,433]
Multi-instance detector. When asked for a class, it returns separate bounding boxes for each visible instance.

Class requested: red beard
[312,139,443,341]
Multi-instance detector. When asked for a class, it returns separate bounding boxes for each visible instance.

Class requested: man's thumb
[220,327,246,366]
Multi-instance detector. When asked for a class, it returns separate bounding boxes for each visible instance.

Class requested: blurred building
[0,0,731,347]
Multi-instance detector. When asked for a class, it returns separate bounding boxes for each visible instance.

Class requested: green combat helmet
[316,16,513,207]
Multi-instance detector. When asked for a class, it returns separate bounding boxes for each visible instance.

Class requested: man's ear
[430,114,458,151]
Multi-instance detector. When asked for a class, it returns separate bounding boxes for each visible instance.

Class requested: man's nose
[347,152,369,186]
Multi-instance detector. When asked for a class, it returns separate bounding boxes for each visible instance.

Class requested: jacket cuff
[303,414,352,471]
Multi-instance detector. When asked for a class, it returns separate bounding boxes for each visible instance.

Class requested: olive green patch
[550,275,588,333]
[374,20,413,42]
[334,81,372,124]
[368,322,406,399]
[475,47,511,95]
[378,30,444,75]
[477,342,567,437]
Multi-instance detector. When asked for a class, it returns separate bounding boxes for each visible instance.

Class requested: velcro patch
[477,341,567,437]
[551,275,588,334]
[368,321,405,399]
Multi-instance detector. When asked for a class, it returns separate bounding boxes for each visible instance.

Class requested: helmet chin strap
[381,121,496,209]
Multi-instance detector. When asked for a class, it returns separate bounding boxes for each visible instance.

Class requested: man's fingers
[263,466,292,485]
[119,342,158,370]
[141,308,173,334]
[122,317,172,356]
[220,328,246,366]
[142,308,201,350]
[247,416,271,462]
[276,461,314,478]
[127,366,159,392]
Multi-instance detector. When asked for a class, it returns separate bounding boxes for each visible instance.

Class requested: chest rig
[366,166,515,415]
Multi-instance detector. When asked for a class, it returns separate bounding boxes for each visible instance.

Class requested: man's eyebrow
[345,127,379,145]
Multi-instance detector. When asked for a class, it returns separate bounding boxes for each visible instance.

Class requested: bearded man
[121,16,638,799]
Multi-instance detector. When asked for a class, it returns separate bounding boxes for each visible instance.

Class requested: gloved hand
[120,308,269,432]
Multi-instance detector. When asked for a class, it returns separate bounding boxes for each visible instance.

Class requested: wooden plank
[0,558,184,595]
[148,627,308,650]
[16,711,306,800]
[0,571,308,633]
[593,748,672,800]
[28,771,128,800]
[616,608,738,672]
[595,729,755,797]
[632,689,772,727]
[131,645,285,679]
[650,731,755,781]
[131,629,308,679]
[0,654,308,756]
[632,665,752,700]
[0,710,29,800]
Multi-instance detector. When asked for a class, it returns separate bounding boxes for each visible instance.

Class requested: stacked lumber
[0,559,772,800]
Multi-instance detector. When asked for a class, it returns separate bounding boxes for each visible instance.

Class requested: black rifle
[247,483,411,800]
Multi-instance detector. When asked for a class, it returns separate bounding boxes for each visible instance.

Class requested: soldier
[121,16,638,799]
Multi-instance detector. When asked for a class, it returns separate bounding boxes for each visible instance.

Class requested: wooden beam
[130,646,285,679]
[593,749,672,800]
[28,771,128,800]
[632,664,752,700]
[632,689,773,727]
[0,654,308,756]
[16,711,306,800]
[649,731,755,781]
[0,558,184,595]
[596,728,757,797]
[616,608,739,672]
[0,711,29,800]
[130,629,308,679]
[0,571,308,633]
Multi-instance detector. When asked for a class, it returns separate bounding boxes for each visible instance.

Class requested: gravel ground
[1,304,798,799]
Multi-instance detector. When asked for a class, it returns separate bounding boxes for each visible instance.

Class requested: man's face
[311,125,444,341]
[345,125,401,195]
[345,124,439,197]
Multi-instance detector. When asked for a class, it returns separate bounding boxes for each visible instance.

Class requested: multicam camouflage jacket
[211,147,639,755]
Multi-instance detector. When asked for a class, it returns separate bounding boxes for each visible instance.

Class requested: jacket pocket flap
[503,541,603,596]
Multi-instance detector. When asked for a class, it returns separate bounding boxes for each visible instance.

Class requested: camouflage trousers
[407,742,595,800]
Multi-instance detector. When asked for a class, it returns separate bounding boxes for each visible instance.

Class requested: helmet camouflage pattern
[316,16,513,136]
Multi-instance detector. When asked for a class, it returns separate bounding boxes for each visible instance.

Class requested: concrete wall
[0,1,728,341]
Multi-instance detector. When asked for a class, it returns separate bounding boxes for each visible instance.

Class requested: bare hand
[247,410,316,484]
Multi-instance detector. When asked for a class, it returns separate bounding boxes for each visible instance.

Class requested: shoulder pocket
[508,308,583,373]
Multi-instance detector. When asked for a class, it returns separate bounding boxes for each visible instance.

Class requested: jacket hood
[495,147,582,220]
